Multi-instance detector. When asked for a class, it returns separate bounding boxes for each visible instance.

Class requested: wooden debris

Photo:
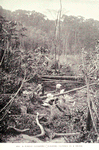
[42,75,84,81]
[55,132,80,136]
[42,78,84,84]
[35,112,45,137]
[7,126,29,133]
[85,76,98,134]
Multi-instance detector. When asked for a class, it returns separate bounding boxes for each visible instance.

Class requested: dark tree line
[0,6,99,54]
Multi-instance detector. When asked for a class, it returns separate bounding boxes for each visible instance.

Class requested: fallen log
[42,75,84,81]
[55,132,80,136]
[42,78,84,84]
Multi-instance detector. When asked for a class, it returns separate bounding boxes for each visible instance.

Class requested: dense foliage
[0,6,99,54]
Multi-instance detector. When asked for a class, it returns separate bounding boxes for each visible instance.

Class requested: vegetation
[0,6,99,143]
[1,6,99,54]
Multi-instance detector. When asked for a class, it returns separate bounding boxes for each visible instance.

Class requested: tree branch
[0,72,26,121]
[7,126,29,133]
[85,76,98,134]
[35,112,45,137]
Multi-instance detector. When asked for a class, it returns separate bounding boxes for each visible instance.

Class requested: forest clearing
[0,5,99,143]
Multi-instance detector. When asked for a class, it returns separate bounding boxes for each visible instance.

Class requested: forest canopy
[0,6,99,54]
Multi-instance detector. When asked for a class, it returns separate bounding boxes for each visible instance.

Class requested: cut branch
[7,126,29,133]
[85,76,98,134]
[35,112,45,137]
[55,132,80,136]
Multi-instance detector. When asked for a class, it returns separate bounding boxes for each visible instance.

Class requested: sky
[0,0,99,20]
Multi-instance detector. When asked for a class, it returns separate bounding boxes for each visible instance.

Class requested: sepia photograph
[0,0,99,148]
